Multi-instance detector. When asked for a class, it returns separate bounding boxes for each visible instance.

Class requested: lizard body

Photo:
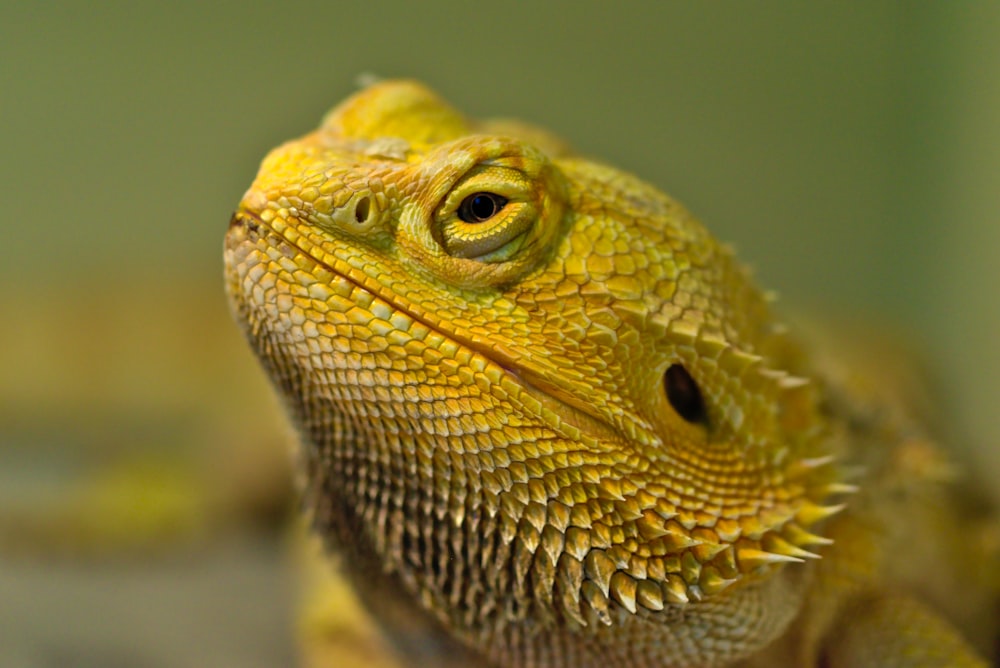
[224,80,994,666]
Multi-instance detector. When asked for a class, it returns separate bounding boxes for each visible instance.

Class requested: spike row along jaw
[459,344,853,633]
[530,330,854,629]
[520,454,851,629]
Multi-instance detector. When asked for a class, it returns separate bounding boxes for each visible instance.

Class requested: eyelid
[446,165,531,201]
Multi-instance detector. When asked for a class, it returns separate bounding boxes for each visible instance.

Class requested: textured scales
[224,80,994,666]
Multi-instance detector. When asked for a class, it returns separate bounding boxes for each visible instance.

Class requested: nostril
[327,194,377,231]
[354,196,371,224]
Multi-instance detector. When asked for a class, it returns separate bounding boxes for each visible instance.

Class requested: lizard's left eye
[458,193,508,223]
[438,184,533,261]
[432,150,557,265]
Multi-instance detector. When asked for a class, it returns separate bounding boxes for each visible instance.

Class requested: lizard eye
[432,147,559,266]
[438,182,533,261]
[458,192,508,223]
[664,364,708,425]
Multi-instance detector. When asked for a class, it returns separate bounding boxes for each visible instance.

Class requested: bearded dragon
[224,79,995,667]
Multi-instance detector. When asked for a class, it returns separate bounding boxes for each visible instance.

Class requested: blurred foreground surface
[0,283,299,667]
[0,537,293,668]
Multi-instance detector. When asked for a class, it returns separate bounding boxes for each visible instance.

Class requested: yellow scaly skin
[224,80,993,667]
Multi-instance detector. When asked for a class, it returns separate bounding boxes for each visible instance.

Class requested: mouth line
[230,208,628,450]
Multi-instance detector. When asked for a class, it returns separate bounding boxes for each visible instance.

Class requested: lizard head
[225,80,847,658]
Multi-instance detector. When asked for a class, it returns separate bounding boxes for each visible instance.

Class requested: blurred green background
[1,2,998,666]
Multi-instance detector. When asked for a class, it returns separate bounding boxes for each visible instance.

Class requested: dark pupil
[459,192,506,223]
[664,364,708,425]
